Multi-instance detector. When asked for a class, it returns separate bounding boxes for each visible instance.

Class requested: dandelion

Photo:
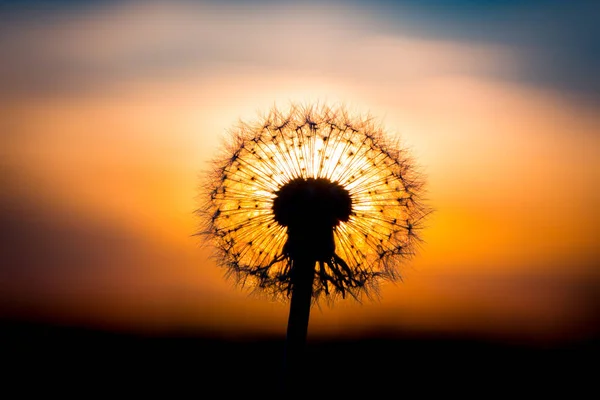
[197,102,429,390]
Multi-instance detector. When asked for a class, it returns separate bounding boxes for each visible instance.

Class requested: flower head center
[272,177,352,261]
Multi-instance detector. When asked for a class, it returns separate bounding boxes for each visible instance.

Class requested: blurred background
[1,0,598,393]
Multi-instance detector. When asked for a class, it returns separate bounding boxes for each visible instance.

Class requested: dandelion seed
[198,102,428,302]
[197,102,430,390]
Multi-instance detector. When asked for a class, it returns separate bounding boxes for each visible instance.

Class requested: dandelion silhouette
[198,102,429,390]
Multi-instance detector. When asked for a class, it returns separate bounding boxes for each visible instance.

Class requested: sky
[1,0,599,346]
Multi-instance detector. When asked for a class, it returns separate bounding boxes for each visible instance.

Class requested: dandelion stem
[283,256,316,391]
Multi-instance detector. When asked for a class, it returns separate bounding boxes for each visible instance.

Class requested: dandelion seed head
[198,103,429,303]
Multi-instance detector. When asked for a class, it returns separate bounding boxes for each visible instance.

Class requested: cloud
[0,0,519,97]
[360,0,600,102]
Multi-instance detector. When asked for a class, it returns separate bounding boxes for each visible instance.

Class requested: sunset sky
[1,0,598,347]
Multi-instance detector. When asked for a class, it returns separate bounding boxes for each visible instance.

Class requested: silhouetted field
[1,319,595,397]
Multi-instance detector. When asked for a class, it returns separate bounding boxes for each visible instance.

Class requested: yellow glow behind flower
[199,103,429,302]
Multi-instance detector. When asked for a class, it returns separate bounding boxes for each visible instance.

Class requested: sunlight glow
[200,104,429,302]
[2,0,598,343]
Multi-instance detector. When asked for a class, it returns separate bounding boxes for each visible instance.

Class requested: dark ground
[1,319,596,397]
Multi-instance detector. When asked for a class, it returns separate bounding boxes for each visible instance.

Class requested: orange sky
[1,1,598,346]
